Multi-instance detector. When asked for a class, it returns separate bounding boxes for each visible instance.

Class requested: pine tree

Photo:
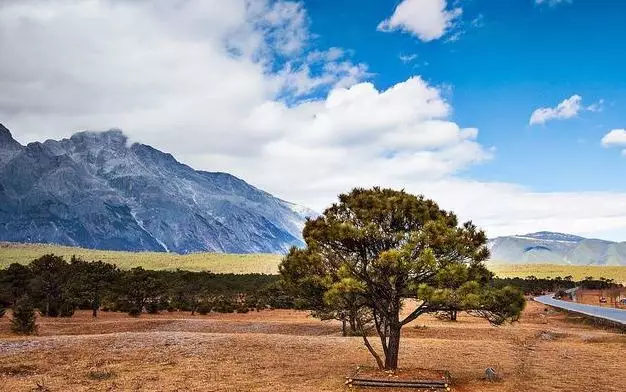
[280,187,525,370]
[11,296,37,335]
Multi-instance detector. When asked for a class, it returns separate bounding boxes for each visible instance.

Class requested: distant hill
[0,124,316,254]
[488,231,626,265]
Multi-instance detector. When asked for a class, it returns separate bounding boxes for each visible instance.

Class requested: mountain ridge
[488,231,626,265]
[0,125,315,254]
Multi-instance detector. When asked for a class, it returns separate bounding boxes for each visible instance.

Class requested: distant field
[0,242,282,274]
[3,243,626,282]
[489,263,626,284]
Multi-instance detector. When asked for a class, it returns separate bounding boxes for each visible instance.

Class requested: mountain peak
[0,126,309,254]
[70,129,127,145]
[520,231,586,242]
[0,123,23,150]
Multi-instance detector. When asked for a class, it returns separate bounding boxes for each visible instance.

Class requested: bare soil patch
[0,300,624,391]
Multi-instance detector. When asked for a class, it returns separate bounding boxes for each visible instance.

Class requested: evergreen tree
[29,254,69,316]
[67,257,120,317]
[280,187,525,370]
[11,296,37,335]
[0,263,33,306]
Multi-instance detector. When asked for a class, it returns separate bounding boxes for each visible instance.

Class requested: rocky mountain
[488,231,626,265]
[0,124,316,254]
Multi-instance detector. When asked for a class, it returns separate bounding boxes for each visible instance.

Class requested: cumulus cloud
[377,0,462,42]
[601,129,626,157]
[2,0,626,240]
[529,95,582,125]
[529,95,602,125]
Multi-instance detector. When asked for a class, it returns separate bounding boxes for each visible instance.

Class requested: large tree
[280,188,525,370]
[29,254,70,317]
[67,257,120,317]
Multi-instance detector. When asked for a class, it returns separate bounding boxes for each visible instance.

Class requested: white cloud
[535,0,573,6]
[3,0,626,241]
[399,53,418,63]
[601,129,626,147]
[528,94,602,125]
[377,0,462,42]
[602,129,626,157]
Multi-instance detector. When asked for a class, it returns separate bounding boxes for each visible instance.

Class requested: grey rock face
[488,231,626,265]
[0,125,315,254]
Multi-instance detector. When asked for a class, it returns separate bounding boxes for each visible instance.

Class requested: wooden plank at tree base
[347,377,449,389]
[350,381,449,390]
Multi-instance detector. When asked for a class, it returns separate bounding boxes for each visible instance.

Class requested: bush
[59,302,75,317]
[213,297,235,313]
[236,305,250,314]
[196,302,211,315]
[128,306,141,317]
[146,302,160,314]
[0,305,5,318]
[11,296,37,335]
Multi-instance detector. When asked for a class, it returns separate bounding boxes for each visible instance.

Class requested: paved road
[534,294,626,325]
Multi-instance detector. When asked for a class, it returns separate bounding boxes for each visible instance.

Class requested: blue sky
[2,0,626,239]
[304,0,626,192]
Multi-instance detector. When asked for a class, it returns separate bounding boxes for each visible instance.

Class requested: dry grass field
[1,301,625,391]
[0,242,282,274]
[489,263,626,284]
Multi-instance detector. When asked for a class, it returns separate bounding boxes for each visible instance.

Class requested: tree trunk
[384,325,401,370]
[92,295,99,318]
[450,310,457,321]
[349,309,358,334]
[341,317,347,337]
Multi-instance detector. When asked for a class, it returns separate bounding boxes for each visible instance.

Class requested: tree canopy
[280,187,525,370]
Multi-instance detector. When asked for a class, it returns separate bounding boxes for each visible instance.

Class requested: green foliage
[128,306,141,317]
[28,254,71,317]
[0,255,289,318]
[0,263,32,305]
[146,302,160,314]
[117,267,166,315]
[66,257,120,317]
[59,301,76,317]
[280,187,525,370]
[11,296,37,335]
[196,302,211,315]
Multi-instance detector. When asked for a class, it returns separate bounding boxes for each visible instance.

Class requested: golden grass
[489,263,626,284]
[0,242,282,274]
[0,302,625,391]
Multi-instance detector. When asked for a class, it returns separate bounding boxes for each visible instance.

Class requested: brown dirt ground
[0,301,625,392]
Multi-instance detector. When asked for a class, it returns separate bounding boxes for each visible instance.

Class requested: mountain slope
[488,231,626,266]
[0,125,315,254]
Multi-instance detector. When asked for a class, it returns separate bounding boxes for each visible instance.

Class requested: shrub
[128,306,141,317]
[146,302,160,314]
[11,296,37,335]
[59,302,75,317]
[196,302,211,315]
[213,297,235,313]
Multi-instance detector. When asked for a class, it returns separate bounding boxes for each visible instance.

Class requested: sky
[2,0,626,240]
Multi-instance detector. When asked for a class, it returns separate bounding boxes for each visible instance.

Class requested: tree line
[0,254,290,333]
